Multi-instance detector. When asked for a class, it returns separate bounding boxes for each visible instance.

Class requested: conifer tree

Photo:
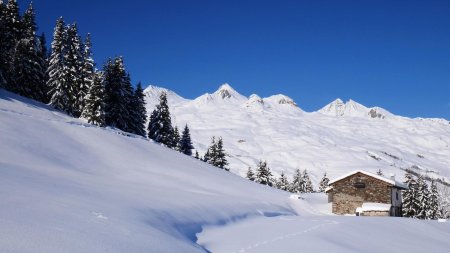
[276,171,290,191]
[172,126,181,151]
[194,150,200,159]
[10,3,46,101]
[290,169,304,194]
[214,137,229,170]
[402,173,420,218]
[318,172,330,192]
[179,124,194,156]
[255,160,273,186]
[48,17,71,113]
[129,82,147,137]
[81,72,105,126]
[1,0,21,89]
[63,23,83,116]
[78,33,95,114]
[0,0,6,87]
[428,181,442,220]
[103,57,133,131]
[147,91,173,146]
[246,167,255,181]
[36,32,49,102]
[203,137,216,164]
[416,176,430,219]
[302,170,314,193]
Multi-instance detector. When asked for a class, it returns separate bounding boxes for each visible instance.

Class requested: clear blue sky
[19,0,450,119]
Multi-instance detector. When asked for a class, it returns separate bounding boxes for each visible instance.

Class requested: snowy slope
[2,90,450,252]
[0,90,294,252]
[144,84,450,186]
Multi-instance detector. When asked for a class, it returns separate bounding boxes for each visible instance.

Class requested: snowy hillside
[0,90,293,252]
[1,90,450,252]
[144,84,450,185]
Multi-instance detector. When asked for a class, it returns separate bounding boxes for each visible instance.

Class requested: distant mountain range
[144,83,450,186]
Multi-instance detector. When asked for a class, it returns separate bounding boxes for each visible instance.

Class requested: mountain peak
[214,83,241,99]
[208,83,247,102]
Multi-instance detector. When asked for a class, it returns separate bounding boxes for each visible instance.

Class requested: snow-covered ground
[144,84,450,186]
[0,90,293,252]
[1,89,450,252]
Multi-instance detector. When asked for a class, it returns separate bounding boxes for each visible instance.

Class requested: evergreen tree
[416,176,430,219]
[103,57,132,131]
[78,33,94,114]
[276,171,290,191]
[129,82,147,137]
[1,0,21,89]
[10,3,46,101]
[428,181,442,220]
[48,17,71,113]
[194,150,200,159]
[318,172,330,192]
[255,160,273,186]
[172,126,181,151]
[214,137,228,170]
[63,23,83,116]
[179,124,194,156]
[203,137,215,163]
[246,167,255,181]
[290,169,304,194]
[302,169,314,193]
[147,91,173,146]
[402,173,420,218]
[81,72,105,126]
[36,32,49,102]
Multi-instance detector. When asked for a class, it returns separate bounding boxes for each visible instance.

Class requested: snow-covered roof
[328,170,408,190]
[361,202,392,212]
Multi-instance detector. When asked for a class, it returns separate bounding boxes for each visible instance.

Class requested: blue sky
[19,0,450,119]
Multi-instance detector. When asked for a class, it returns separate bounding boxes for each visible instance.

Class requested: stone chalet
[325,170,408,216]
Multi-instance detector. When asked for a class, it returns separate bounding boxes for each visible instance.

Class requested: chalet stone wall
[330,172,391,215]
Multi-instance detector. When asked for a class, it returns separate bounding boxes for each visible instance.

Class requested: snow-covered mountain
[144,83,450,186]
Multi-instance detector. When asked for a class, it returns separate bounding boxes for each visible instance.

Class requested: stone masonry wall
[331,172,391,215]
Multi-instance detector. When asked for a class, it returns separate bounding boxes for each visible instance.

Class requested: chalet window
[353,176,366,188]
[396,192,399,200]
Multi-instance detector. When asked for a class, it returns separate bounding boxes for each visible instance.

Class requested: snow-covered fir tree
[214,137,228,170]
[302,170,314,193]
[276,171,290,192]
[172,126,181,151]
[402,172,420,218]
[194,150,200,160]
[416,176,430,219]
[10,3,47,101]
[147,91,173,146]
[0,0,21,89]
[78,33,95,114]
[254,160,273,186]
[179,124,194,156]
[81,72,105,126]
[246,167,255,181]
[63,23,84,117]
[428,181,442,220]
[129,82,147,137]
[0,0,6,87]
[203,137,215,163]
[48,17,71,113]
[318,172,330,192]
[290,169,304,194]
[103,57,133,132]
